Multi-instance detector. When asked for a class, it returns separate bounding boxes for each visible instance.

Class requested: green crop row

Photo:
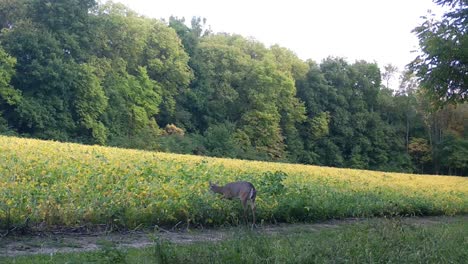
[1,136,467,229]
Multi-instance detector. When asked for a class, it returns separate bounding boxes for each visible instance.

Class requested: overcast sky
[112,0,444,83]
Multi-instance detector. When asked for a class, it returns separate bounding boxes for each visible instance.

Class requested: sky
[112,0,445,87]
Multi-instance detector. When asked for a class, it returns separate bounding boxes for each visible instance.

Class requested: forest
[0,0,466,175]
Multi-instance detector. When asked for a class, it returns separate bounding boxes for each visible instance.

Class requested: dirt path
[1,216,466,257]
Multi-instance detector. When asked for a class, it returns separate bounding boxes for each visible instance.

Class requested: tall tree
[0,0,464,174]
[73,64,108,144]
[296,61,333,164]
[269,46,307,161]
[168,16,212,132]
[436,133,468,175]
[187,34,307,159]
[168,16,210,58]
[1,21,79,139]
[409,137,432,173]
[0,0,27,30]
[88,2,192,146]
[409,0,467,106]
[381,63,398,89]
[0,0,109,143]
[0,47,20,132]
[0,47,19,106]
[188,37,249,131]
[91,2,149,72]
[143,20,193,126]
[30,0,97,61]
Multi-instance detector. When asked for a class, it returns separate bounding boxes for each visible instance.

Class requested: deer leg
[241,198,248,226]
[250,200,256,229]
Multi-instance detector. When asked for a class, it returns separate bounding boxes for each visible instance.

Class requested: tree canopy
[410,0,467,107]
[0,0,466,175]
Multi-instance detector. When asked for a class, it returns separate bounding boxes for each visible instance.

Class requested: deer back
[212,181,255,200]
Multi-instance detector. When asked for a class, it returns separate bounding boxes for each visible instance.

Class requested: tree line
[0,0,466,175]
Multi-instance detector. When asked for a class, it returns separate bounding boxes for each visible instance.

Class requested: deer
[209,181,257,228]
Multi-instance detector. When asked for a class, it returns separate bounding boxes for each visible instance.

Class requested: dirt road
[1,216,465,257]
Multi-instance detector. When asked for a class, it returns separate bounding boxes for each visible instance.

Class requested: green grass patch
[2,217,467,263]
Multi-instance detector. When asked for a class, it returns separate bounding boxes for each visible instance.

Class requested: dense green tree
[192,35,285,157]
[239,60,285,158]
[421,102,468,174]
[393,71,427,152]
[91,2,192,128]
[409,0,467,106]
[269,46,307,161]
[296,61,336,164]
[188,37,248,131]
[29,0,97,61]
[350,61,381,112]
[319,58,355,166]
[296,57,411,171]
[409,137,432,173]
[73,64,107,144]
[0,47,20,132]
[91,2,149,72]
[0,0,110,142]
[90,58,161,146]
[186,34,308,159]
[203,122,241,158]
[0,0,27,30]
[436,134,468,175]
[0,0,464,175]
[142,20,193,126]
[1,21,79,139]
[168,16,210,58]
[0,47,19,107]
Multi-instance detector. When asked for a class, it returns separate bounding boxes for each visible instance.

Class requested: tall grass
[2,217,467,263]
[1,135,467,229]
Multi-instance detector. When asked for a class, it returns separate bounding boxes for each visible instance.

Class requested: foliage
[3,218,467,263]
[0,136,466,230]
[186,34,306,159]
[258,171,286,196]
[73,64,108,144]
[202,122,241,158]
[409,137,432,172]
[163,124,185,136]
[409,0,467,106]
[436,133,468,175]
[0,0,466,175]
[0,47,19,106]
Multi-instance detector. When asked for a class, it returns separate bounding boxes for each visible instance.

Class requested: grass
[2,217,467,263]
[1,136,467,230]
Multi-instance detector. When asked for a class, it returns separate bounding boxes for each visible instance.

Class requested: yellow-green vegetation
[1,136,467,228]
[2,217,468,263]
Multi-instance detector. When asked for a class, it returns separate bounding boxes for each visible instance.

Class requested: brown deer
[209,181,257,227]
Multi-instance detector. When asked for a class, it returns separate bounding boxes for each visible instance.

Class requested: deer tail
[249,187,256,201]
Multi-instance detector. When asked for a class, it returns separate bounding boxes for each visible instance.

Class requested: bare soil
[1,216,465,257]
